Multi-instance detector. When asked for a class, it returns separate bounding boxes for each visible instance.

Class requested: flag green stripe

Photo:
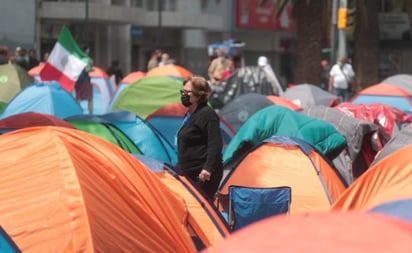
[57,27,89,64]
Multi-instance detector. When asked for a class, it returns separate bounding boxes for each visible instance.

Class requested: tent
[133,155,230,250]
[223,105,347,163]
[332,143,412,212]
[369,198,412,223]
[146,64,192,80]
[335,102,412,139]
[0,127,197,252]
[219,136,347,214]
[281,83,340,108]
[218,93,301,132]
[371,123,412,166]
[82,66,113,115]
[350,83,412,114]
[0,81,83,119]
[303,105,380,182]
[265,95,302,111]
[118,70,146,86]
[67,115,142,154]
[84,111,177,165]
[29,64,113,115]
[146,102,236,152]
[27,62,44,81]
[203,212,412,253]
[0,64,33,111]
[110,75,182,119]
[0,112,75,132]
[381,74,412,90]
[209,66,279,109]
[89,66,115,95]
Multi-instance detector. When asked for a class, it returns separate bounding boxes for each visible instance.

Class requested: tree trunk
[293,0,326,85]
[352,0,380,91]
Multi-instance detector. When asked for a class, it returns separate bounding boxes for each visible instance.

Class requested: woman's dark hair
[183,76,210,104]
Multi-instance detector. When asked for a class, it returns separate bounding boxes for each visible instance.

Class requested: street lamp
[157,0,163,50]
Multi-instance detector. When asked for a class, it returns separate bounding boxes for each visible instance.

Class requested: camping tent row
[0,127,229,252]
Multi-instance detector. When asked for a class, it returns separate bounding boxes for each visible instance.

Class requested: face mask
[181,94,192,107]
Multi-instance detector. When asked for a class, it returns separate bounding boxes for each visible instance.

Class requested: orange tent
[332,143,412,211]
[0,127,196,253]
[28,62,45,80]
[202,212,412,253]
[219,136,346,214]
[156,168,231,248]
[266,95,303,111]
[119,71,146,85]
[146,64,193,79]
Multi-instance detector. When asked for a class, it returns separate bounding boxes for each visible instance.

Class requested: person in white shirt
[328,56,355,102]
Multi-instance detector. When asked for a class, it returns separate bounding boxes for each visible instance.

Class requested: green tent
[110,76,182,119]
[68,120,142,154]
[223,105,347,163]
[0,64,34,112]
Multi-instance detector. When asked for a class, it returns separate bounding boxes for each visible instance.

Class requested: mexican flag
[40,27,90,92]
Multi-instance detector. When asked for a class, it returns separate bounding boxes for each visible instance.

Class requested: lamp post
[157,0,163,50]
[331,0,338,64]
[337,0,347,58]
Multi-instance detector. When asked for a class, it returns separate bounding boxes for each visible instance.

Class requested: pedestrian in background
[0,46,8,65]
[176,75,223,200]
[147,49,162,71]
[208,47,228,85]
[106,59,124,85]
[328,56,355,102]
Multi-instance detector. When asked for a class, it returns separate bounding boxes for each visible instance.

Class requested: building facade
[34,0,295,81]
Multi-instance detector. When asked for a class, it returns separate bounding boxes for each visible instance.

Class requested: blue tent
[0,226,21,253]
[369,198,412,223]
[77,78,111,115]
[78,110,177,166]
[0,81,83,119]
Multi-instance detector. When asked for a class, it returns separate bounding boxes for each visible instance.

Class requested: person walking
[176,76,223,200]
[328,56,355,102]
[208,47,228,85]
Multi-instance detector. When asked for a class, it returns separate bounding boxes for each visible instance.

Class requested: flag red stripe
[39,63,76,92]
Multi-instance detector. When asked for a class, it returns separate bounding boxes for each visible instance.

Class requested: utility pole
[337,0,347,58]
[157,0,163,50]
[331,0,338,64]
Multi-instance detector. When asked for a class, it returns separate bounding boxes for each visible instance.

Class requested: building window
[131,0,143,7]
[146,0,176,12]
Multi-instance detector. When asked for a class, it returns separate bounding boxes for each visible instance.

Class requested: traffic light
[337,8,356,29]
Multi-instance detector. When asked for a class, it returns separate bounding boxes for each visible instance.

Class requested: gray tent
[210,66,280,109]
[304,105,379,184]
[381,74,412,94]
[218,93,273,132]
[281,84,340,109]
[371,123,412,166]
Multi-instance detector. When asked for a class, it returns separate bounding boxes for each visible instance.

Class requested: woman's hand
[198,169,211,182]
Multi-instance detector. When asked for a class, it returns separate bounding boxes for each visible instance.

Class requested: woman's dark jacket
[176,103,223,174]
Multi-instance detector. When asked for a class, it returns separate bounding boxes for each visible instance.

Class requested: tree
[260,0,329,86]
[261,0,381,91]
[351,0,380,91]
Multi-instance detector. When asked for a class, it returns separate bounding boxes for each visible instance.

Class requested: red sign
[235,0,294,31]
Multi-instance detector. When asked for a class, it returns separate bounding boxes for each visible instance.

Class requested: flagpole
[84,0,89,47]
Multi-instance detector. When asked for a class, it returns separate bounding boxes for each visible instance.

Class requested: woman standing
[176,76,223,200]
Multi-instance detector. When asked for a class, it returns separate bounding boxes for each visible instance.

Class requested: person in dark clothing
[176,76,223,200]
[0,46,9,65]
[106,59,124,85]
[27,49,40,70]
